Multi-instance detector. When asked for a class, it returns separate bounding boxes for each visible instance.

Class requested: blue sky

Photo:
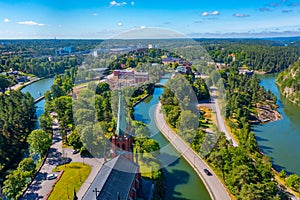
[0,0,300,38]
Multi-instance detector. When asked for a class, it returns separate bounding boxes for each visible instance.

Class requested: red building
[83,91,142,200]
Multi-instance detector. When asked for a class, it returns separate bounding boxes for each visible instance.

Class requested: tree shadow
[21,172,48,200]
[252,128,263,133]
[52,135,61,143]
[258,145,273,154]
[134,113,150,124]
[157,152,180,168]
[163,168,191,200]
[272,163,294,175]
[255,135,269,142]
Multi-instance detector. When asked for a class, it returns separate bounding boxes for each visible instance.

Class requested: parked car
[72,149,79,154]
[47,173,57,180]
[204,169,212,176]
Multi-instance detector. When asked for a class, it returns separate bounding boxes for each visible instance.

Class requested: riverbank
[15,73,56,91]
[254,102,282,123]
[154,102,231,200]
[132,85,155,107]
[11,77,40,91]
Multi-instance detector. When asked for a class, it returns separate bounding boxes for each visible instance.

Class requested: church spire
[116,91,127,135]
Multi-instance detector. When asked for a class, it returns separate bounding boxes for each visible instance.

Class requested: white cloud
[110,1,127,7]
[233,13,250,17]
[18,21,45,26]
[202,11,219,16]
[4,18,10,23]
[92,13,98,16]
[131,1,135,6]
[140,25,146,29]
[117,22,123,26]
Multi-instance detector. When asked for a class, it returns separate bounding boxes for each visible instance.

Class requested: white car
[47,173,57,180]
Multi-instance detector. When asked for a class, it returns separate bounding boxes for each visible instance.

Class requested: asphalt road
[154,103,231,200]
[209,87,238,147]
[20,121,103,200]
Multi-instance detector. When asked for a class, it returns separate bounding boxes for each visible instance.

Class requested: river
[255,74,300,176]
[134,77,211,200]
[21,77,54,129]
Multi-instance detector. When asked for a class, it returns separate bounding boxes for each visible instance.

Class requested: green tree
[39,112,53,133]
[3,170,26,199]
[286,174,300,191]
[135,138,160,156]
[18,157,35,173]
[0,74,11,92]
[279,169,287,179]
[67,130,83,150]
[95,82,110,95]
[27,130,52,157]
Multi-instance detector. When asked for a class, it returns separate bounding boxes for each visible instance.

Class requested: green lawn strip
[48,162,91,200]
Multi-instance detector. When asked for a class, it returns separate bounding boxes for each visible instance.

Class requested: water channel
[134,77,211,200]
[21,77,54,129]
[255,74,300,176]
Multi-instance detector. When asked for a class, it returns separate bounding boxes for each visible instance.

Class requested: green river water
[255,74,300,176]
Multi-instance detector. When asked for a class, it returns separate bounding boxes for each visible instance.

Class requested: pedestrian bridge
[34,95,45,103]
[154,83,165,87]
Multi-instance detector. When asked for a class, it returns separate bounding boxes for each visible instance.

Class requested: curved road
[154,103,231,200]
[209,87,238,147]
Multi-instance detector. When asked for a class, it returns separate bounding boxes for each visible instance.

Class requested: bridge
[154,83,165,87]
[34,95,45,103]
[160,75,170,79]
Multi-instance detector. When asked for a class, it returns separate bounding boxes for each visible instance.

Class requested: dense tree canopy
[0,91,35,178]
[277,60,300,106]
[27,130,52,157]
[205,42,300,73]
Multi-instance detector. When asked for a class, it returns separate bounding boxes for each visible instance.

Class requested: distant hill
[277,60,300,106]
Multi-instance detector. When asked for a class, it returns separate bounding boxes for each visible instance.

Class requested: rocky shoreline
[250,102,282,124]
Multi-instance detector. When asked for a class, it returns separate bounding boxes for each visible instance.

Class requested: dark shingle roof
[82,155,138,200]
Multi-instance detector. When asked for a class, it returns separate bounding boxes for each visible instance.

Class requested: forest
[277,60,300,106]
[0,91,35,183]
[205,43,300,72]
[0,55,82,77]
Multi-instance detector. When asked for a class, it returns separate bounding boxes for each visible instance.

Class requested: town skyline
[0,0,300,39]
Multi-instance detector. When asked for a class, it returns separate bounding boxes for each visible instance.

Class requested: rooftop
[82,155,138,200]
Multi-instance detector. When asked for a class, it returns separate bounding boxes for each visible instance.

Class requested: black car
[204,168,212,176]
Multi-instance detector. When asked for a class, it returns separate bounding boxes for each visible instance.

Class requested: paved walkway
[154,102,231,200]
[21,120,103,200]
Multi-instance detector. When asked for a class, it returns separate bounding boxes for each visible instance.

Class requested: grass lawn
[135,151,160,179]
[48,162,91,200]
[198,106,217,128]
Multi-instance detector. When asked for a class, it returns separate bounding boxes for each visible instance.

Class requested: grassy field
[48,162,91,200]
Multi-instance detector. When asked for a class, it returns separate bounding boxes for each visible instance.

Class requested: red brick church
[82,92,142,200]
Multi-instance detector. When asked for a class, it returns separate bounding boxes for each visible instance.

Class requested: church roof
[116,91,127,135]
[82,155,138,200]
